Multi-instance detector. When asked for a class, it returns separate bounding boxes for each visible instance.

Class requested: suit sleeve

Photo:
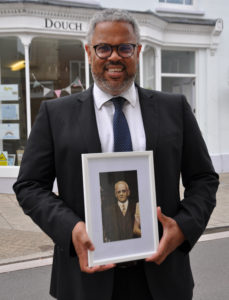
[173,96,219,252]
[13,101,81,251]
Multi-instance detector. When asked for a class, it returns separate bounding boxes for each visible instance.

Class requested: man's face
[115,182,129,202]
[85,21,142,95]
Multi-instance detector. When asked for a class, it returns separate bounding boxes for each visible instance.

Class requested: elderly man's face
[85,21,142,95]
[115,182,129,202]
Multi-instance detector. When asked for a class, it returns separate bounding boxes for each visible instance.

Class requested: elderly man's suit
[103,199,137,242]
[13,85,218,300]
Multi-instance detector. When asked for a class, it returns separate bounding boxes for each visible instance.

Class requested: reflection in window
[161,50,196,111]
[0,37,26,166]
[30,38,85,125]
[143,46,155,90]
[162,50,195,74]
[159,0,193,4]
[162,77,195,111]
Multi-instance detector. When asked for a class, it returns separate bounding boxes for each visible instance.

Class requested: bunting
[31,73,85,98]
[43,87,51,97]
[54,90,62,98]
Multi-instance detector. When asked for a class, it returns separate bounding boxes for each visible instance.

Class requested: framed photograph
[82,151,159,267]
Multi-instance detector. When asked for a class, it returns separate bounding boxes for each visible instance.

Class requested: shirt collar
[93,82,137,110]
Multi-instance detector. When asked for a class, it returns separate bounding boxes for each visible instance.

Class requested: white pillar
[155,46,161,91]
[139,43,146,88]
[83,41,90,89]
[19,35,33,137]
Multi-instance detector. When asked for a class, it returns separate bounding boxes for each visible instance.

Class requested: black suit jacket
[13,85,219,300]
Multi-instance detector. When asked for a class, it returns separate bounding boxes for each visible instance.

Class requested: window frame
[161,48,197,113]
[156,0,202,15]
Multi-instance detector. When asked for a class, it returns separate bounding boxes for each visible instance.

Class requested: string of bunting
[31,73,85,98]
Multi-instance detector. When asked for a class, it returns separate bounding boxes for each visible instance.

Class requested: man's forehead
[115,182,127,190]
[91,21,136,44]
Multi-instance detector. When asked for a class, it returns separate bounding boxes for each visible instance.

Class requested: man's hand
[145,207,185,265]
[72,221,115,273]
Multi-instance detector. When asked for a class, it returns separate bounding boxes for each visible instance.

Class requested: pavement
[0,173,228,267]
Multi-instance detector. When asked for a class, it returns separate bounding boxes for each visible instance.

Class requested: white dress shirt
[93,83,146,153]
[118,200,129,216]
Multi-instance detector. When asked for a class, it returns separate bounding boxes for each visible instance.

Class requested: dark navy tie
[111,97,133,152]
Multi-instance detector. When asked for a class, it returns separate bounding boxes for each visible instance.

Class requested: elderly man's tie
[111,97,133,152]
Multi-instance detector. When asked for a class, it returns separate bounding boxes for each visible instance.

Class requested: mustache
[104,61,126,69]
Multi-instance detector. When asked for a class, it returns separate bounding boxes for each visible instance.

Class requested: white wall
[201,1,229,171]
[99,0,153,11]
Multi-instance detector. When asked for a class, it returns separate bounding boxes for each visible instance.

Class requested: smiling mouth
[105,62,125,73]
[108,68,123,72]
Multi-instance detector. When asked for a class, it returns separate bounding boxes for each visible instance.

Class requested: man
[102,180,140,242]
[13,8,219,300]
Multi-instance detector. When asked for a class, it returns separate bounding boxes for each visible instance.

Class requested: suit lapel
[76,86,102,153]
[137,86,159,151]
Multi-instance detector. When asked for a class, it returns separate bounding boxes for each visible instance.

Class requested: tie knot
[111,97,125,110]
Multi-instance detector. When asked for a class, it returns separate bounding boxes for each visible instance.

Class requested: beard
[91,62,136,95]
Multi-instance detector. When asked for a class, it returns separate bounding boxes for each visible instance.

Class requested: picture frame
[82,151,159,267]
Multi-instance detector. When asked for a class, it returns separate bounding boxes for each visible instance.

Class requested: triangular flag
[33,80,41,88]
[71,77,80,87]
[71,77,84,90]
[54,89,62,98]
[78,78,85,91]
[43,87,51,97]
[64,86,71,94]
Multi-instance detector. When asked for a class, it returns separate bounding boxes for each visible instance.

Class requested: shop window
[0,37,27,166]
[161,50,196,112]
[143,46,155,90]
[30,38,85,125]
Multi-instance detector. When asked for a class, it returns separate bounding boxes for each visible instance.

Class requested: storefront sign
[0,84,19,101]
[45,18,83,32]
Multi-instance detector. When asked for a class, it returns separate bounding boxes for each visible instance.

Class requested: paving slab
[0,173,228,265]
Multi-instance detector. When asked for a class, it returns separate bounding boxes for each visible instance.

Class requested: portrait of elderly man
[14,8,219,300]
[102,180,141,242]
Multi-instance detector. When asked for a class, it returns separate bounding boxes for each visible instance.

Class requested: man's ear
[136,44,142,59]
[85,44,92,64]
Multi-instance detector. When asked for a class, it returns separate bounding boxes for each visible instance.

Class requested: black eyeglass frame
[93,43,137,59]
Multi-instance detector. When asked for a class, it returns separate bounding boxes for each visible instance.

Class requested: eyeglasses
[93,43,137,59]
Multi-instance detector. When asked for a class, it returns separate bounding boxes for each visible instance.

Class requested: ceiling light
[10,60,25,71]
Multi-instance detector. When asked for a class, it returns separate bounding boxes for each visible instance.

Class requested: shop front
[0,0,222,192]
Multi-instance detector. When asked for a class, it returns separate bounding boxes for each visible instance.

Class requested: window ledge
[156,7,205,16]
[0,166,20,178]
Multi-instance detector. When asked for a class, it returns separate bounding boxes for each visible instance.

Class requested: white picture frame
[82,151,159,267]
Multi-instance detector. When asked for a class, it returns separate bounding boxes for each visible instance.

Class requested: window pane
[30,38,85,125]
[162,77,195,110]
[167,0,184,4]
[0,37,27,166]
[143,46,155,90]
[162,50,195,74]
[159,0,192,4]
